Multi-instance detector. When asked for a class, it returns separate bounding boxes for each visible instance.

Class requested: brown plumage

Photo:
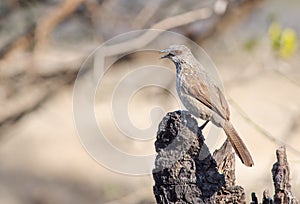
[161,44,254,167]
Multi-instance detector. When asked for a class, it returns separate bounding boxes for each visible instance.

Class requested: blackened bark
[152,111,246,204]
[152,112,299,204]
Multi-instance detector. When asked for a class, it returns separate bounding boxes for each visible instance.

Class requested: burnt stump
[152,111,246,204]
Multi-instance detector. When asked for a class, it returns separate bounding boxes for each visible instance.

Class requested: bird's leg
[199,120,209,130]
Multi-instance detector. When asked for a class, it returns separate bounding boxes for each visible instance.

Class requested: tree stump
[152,111,299,204]
[251,146,299,204]
[152,111,246,203]
[272,146,298,204]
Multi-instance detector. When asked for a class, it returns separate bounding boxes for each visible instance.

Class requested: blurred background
[0,0,299,203]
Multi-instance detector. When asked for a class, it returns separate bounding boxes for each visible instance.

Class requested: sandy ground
[0,0,300,203]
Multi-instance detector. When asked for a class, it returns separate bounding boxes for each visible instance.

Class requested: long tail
[223,121,254,167]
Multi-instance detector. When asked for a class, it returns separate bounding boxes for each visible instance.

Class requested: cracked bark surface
[152,111,246,204]
[152,111,299,204]
[272,146,298,204]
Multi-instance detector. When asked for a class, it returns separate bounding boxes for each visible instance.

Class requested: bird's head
[160,44,191,64]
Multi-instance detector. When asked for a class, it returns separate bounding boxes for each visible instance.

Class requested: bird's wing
[184,75,230,120]
[215,85,230,120]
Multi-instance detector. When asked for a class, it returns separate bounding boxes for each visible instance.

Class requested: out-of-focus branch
[104,0,260,57]
[35,0,86,50]
[229,98,300,157]
[131,1,161,29]
[0,24,35,60]
[104,7,213,56]
[273,69,300,87]
[84,0,104,42]
[0,68,78,139]
[0,0,260,139]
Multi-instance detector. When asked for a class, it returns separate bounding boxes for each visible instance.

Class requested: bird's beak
[160,49,170,59]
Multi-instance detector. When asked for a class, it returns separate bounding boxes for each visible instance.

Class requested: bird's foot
[199,120,209,130]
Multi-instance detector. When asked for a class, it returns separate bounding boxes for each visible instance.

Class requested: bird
[160,44,254,167]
